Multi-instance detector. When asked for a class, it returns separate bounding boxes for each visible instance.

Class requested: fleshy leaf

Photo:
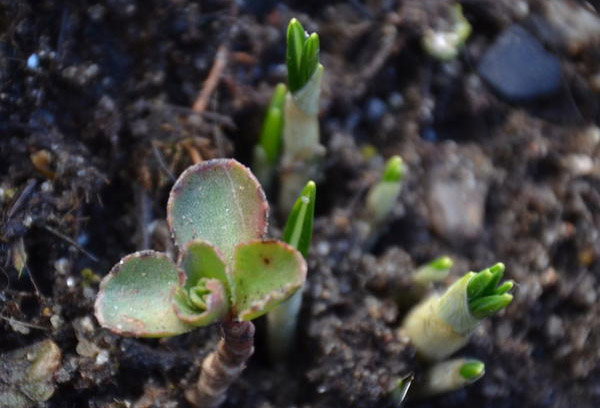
[172,278,228,326]
[233,240,307,321]
[179,240,233,302]
[95,251,192,337]
[282,180,316,257]
[167,159,268,262]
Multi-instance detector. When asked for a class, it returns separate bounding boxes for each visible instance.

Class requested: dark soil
[1,1,600,407]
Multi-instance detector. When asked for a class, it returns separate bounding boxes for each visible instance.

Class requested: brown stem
[186,320,255,408]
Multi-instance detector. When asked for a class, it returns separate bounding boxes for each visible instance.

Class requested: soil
[1,1,600,407]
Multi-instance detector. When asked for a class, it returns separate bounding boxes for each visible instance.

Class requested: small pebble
[27,54,39,70]
[478,25,562,102]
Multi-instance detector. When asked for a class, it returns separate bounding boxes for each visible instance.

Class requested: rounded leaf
[233,240,307,321]
[95,251,192,337]
[167,159,268,262]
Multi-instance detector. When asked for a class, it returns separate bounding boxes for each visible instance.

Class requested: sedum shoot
[400,256,454,307]
[366,155,406,227]
[414,358,485,397]
[422,3,472,61]
[401,263,514,361]
[279,18,325,213]
[267,181,316,361]
[362,155,406,248]
[413,256,453,287]
[94,159,307,408]
[253,83,287,188]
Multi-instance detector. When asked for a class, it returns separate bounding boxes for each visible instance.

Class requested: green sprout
[459,360,485,381]
[267,181,316,361]
[362,155,406,248]
[279,18,325,214]
[467,263,514,319]
[414,358,485,398]
[422,3,472,61]
[402,263,514,361]
[287,18,320,93]
[253,83,287,187]
[366,155,406,227]
[94,159,307,408]
[413,256,453,287]
[282,180,316,257]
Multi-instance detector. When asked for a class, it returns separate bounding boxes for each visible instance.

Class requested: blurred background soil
[1,1,600,407]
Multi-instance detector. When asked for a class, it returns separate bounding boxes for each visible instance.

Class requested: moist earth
[1,1,600,407]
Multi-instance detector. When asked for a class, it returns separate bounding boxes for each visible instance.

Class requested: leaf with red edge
[167,159,268,263]
[233,240,307,321]
[95,251,192,337]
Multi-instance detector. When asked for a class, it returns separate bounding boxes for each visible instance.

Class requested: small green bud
[467,262,513,318]
[286,18,320,93]
[482,263,505,293]
[459,360,485,381]
[413,256,453,286]
[467,269,493,299]
[470,294,513,319]
[382,156,405,182]
[300,33,320,89]
[188,280,211,311]
[283,181,316,257]
[494,280,514,295]
[422,3,472,61]
[259,83,287,164]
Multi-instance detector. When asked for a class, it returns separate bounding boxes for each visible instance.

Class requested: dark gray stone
[478,25,562,102]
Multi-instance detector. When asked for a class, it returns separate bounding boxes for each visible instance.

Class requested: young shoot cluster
[253,18,324,212]
[467,262,514,319]
[402,263,514,361]
[287,18,321,94]
[397,263,514,401]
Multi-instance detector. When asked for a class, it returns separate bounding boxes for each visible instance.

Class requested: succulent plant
[94,158,307,407]
[401,263,514,361]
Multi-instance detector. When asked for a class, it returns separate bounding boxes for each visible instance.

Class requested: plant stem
[186,320,255,408]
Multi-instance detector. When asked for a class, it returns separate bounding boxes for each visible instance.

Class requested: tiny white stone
[23,215,33,227]
[50,314,63,329]
[27,54,39,70]
[95,350,109,365]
